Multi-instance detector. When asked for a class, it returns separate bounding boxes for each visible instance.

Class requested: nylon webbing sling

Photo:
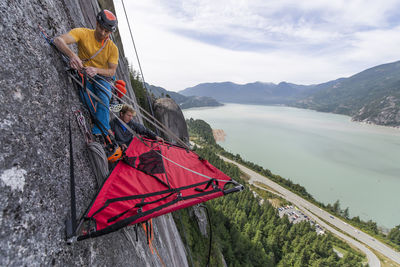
[82,38,109,63]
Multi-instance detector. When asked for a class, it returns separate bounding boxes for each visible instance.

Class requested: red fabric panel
[87,137,232,232]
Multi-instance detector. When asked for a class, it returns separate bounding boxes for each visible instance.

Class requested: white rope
[120,0,158,132]
[108,111,231,183]
[69,72,233,183]
[120,0,150,102]
[90,75,190,149]
[95,75,187,146]
[87,141,109,185]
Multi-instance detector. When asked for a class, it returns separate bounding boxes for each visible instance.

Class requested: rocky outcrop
[192,206,208,236]
[1,0,188,265]
[153,98,189,144]
[353,95,400,127]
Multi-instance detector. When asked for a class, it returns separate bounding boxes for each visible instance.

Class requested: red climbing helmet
[115,80,127,98]
[96,10,118,32]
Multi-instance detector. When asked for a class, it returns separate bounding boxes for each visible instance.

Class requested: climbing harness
[76,71,122,164]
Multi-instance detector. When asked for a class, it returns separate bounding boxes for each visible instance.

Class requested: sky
[113,0,400,92]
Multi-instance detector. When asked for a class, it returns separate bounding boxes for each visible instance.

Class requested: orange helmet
[107,145,123,163]
[116,80,126,87]
[116,83,127,98]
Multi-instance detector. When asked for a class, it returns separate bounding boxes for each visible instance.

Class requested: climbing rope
[73,109,108,187]
[39,19,243,251]
[87,141,109,186]
[120,0,159,135]
[94,74,189,149]
[68,72,236,184]
[39,24,189,149]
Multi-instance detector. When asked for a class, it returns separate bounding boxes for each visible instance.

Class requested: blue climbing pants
[80,77,112,135]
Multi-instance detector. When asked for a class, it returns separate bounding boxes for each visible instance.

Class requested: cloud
[114,0,400,91]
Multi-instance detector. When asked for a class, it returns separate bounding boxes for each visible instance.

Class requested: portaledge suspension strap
[66,117,77,241]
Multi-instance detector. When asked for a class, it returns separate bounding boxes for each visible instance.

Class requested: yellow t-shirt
[68,28,119,69]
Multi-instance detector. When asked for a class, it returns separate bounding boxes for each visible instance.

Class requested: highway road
[221,156,400,267]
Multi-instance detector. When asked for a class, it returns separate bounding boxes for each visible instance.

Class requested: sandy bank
[213,129,226,142]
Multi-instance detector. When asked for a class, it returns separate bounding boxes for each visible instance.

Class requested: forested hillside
[176,119,366,266]
[186,118,400,253]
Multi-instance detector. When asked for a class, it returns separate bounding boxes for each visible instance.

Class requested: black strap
[69,119,77,234]
[107,206,136,223]
[107,192,175,223]
[145,221,150,245]
[178,188,222,202]
[78,198,179,241]
[89,179,212,219]
[82,38,109,63]
[135,224,138,241]
[195,178,218,192]
[135,192,175,208]
[89,187,177,219]
[78,187,222,241]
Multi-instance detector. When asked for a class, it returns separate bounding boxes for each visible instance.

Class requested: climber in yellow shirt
[54,10,119,137]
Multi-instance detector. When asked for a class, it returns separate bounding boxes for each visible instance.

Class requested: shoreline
[185,102,400,130]
[351,118,400,130]
[184,104,400,228]
[212,129,226,142]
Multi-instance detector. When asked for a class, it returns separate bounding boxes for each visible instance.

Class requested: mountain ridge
[180,81,310,104]
[146,83,223,109]
[179,60,400,126]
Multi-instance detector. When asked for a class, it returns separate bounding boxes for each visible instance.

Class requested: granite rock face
[0,0,187,265]
[153,98,190,144]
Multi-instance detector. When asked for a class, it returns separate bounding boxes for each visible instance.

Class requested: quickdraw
[74,110,92,144]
